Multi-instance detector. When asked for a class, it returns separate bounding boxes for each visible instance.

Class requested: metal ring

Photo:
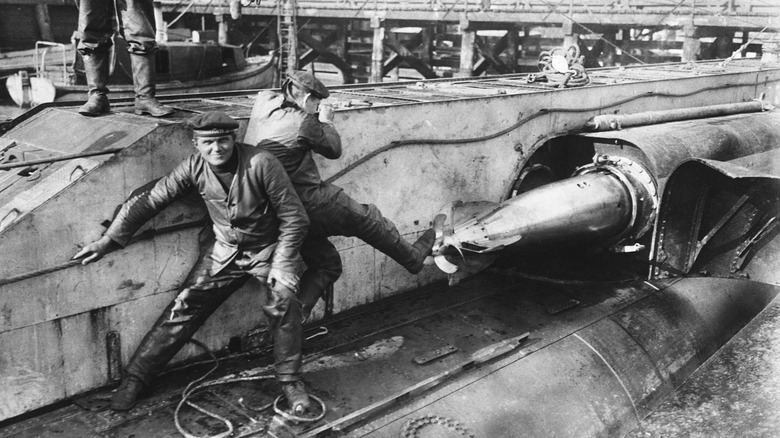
[273,393,326,423]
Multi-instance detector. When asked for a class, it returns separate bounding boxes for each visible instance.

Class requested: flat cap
[189,111,239,137]
[286,70,330,99]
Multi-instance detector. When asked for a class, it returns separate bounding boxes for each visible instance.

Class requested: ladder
[277,0,299,83]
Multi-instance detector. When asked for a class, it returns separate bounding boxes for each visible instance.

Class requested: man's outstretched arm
[73,161,194,265]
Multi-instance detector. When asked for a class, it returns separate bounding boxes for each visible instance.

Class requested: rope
[167,0,201,29]
[174,328,330,438]
[535,0,646,65]
[174,339,237,438]
[0,260,83,287]
[0,220,206,288]
[323,82,753,184]
[720,24,771,67]
[529,45,591,88]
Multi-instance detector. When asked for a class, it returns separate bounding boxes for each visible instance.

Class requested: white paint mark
[573,332,641,422]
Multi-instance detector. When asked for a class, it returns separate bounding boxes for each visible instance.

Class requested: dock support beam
[562,20,578,49]
[683,23,701,62]
[459,19,475,77]
[507,25,519,72]
[216,14,229,46]
[370,16,385,83]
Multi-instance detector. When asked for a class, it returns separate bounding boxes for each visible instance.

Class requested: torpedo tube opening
[433,111,780,287]
[431,134,657,284]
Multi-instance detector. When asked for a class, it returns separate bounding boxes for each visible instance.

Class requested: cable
[167,0,200,29]
[324,82,756,184]
[173,328,330,438]
[721,24,772,67]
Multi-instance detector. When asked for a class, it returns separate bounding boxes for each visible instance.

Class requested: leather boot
[78,52,110,116]
[282,380,311,414]
[298,269,327,323]
[400,214,448,274]
[110,375,145,411]
[130,53,174,117]
[263,284,304,383]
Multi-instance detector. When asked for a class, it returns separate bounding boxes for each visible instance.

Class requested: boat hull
[51,61,276,102]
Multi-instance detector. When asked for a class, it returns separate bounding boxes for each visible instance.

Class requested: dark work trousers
[77,0,157,55]
[297,186,419,311]
[124,240,304,385]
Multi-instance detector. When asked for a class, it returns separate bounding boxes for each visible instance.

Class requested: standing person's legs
[76,0,113,116]
[119,0,174,116]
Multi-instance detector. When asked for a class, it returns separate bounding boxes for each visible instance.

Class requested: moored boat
[5,35,276,106]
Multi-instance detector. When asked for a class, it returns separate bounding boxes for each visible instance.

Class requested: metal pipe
[586,100,768,131]
[0,148,123,171]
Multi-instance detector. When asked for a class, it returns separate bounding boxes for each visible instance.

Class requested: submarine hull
[0,59,779,427]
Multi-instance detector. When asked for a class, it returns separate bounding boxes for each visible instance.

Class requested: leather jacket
[105,143,309,275]
[245,90,342,207]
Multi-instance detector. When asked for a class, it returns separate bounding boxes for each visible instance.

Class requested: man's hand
[268,267,299,291]
[73,235,117,265]
[318,103,334,124]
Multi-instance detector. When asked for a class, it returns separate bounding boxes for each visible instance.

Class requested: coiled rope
[174,333,327,438]
[528,45,591,88]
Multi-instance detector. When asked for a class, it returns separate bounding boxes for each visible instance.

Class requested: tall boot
[264,284,310,414]
[263,284,304,383]
[298,269,332,322]
[78,51,110,116]
[130,53,174,117]
[364,213,447,274]
[299,236,343,322]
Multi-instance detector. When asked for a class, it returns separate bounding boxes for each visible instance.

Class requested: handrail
[34,41,69,84]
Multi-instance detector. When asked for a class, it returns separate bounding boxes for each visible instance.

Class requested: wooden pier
[1,0,779,83]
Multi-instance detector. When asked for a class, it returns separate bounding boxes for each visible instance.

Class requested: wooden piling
[370,16,385,83]
[682,22,701,62]
[458,18,475,77]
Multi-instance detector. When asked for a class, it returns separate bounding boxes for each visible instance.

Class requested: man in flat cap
[74,111,313,413]
[245,71,445,321]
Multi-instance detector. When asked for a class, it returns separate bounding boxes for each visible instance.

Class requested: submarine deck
[1,268,779,438]
[6,58,775,131]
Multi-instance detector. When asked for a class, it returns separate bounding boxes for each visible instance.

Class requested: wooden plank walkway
[155,0,780,29]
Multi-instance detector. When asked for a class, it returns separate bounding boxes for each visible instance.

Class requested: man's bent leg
[313,191,442,274]
[299,235,342,321]
[112,262,249,410]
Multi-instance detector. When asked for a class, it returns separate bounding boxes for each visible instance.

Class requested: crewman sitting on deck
[73,111,314,413]
[244,71,446,322]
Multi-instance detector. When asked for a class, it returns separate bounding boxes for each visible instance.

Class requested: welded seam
[573,332,641,422]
